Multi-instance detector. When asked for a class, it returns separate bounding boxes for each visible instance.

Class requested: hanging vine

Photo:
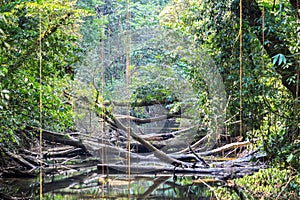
[239,0,243,137]
[125,0,132,195]
[38,2,43,199]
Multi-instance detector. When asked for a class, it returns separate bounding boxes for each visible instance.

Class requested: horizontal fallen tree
[97,161,266,180]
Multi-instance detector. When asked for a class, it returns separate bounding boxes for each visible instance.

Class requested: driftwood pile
[0,97,267,199]
[0,122,267,200]
[1,124,266,180]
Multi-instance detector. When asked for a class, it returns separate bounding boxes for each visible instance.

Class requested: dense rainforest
[0,0,299,199]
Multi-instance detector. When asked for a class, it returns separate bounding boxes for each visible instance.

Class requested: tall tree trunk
[237,0,299,98]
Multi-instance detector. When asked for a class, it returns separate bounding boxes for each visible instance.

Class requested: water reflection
[0,171,221,199]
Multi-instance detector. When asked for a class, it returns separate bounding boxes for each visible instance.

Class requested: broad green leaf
[278,54,286,65]
[272,54,286,66]
[272,54,279,65]
[286,154,294,163]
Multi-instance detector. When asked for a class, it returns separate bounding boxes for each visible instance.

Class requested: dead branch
[197,141,252,156]
[41,129,86,150]
[178,134,210,153]
[45,147,83,157]
[6,152,36,170]
[189,146,209,167]
[140,126,195,142]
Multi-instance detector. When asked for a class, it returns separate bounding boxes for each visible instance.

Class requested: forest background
[0,0,299,198]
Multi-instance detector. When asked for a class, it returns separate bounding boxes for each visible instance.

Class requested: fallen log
[96,163,265,179]
[197,141,252,156]
[102,107,190,167]
[115,113,189,125]
[1,167,38,178]
[6,152,36,170]
[141,126,195,141]
[41,129,86,149]
[82,140,161,163]
[45,145,77,152]
[44,159,100,175]
[178,134,210,153]
[44,147,83,157]
[21,154,40,166]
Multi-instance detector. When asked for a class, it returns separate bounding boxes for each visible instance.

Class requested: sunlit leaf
[286,154,294,163]
[1,89,9,94]
[4,94,10,100]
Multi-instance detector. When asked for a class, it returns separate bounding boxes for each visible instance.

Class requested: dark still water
[0,172,219,199]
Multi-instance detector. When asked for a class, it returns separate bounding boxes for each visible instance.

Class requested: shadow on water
[0,171,222,199]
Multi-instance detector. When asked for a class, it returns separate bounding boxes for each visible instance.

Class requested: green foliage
[272,53,286,67]
[77,0,166,48]
[132,83,176,104]
[214,187,241,200]
[263,126,300,170]
[214,168,300,199]
[160,0,300,170]
[234,168,300,199]
[0,0,89,152]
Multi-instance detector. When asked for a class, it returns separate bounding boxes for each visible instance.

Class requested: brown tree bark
[289,0,300,18]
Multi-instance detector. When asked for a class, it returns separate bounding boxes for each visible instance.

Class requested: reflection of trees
[0,174,219,199]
